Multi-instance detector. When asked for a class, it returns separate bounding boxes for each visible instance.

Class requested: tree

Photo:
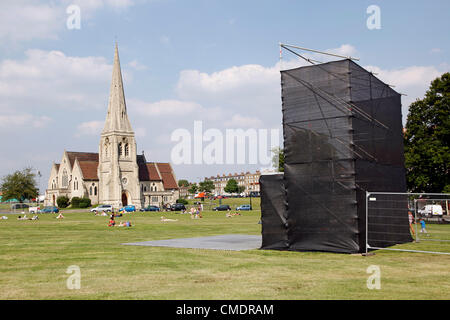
[404,72,450,193]
[198,180,215,193]
[224,179,239,194]
[272,147,285,172]
[178,179,190,187]
[0,168,38,202]
[188,183,198,195]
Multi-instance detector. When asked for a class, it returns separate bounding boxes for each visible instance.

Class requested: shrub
[79,197,91,208]
[70,196,91,208]
[56,196,70,208]
[176,198,188,205]
[71,197,81,208]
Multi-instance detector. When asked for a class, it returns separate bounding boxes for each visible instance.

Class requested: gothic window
[118,143,123,157]
[74,178,78,191]
[89,186,92,196]
[125,143,129,157]
[94,186,97,196]
[62,169,68,188]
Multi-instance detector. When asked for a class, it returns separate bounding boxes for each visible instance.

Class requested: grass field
[1,198,450,300]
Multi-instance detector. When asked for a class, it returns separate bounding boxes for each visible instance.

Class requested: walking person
[419,218,429,236]
[408,211,416,237]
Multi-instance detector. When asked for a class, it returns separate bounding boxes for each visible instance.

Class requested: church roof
[66,152,99,168]
[156,163,179,190]
[78,161,99,181]
[138,162,179,189]
[139,162,161,181]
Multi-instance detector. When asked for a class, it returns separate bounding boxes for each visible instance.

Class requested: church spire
[102,43,134,134]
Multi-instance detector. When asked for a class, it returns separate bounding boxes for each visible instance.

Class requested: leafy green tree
[224,179,239,193]
[404,72,449,193]
[0,168,38,202]
[272,147,285,172]
[188,183,198,195]
[178,179,190,187]
[198,180,215,193]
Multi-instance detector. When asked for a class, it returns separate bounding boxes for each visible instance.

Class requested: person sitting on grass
[56,213,64,219]
[108,217,115,227]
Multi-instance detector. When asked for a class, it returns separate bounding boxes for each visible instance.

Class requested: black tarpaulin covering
[260,59,412,254]
[260,174,288,250]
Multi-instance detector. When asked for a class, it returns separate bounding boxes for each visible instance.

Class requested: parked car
[418,204,443,217]
[170,203,186,211]
[140,205,160,212]
[40,206,59,213]
[213,204,231,211]
[236,204,252,211]
[119,205,136,213]
[90,204,113,213]
[29,206,41,214]
[11,203,30,210]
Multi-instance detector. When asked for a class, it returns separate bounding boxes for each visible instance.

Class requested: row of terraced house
[205,171,261,196]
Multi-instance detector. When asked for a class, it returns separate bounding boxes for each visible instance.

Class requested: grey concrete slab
[122,234,262,251]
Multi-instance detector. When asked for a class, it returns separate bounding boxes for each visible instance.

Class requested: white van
[418,204,443,217]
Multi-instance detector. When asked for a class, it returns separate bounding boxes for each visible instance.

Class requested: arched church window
[118,143,123,157]
[89,186,92,196]
[94,186,97,196]
[125,143,129,157]
[62,169,68,188]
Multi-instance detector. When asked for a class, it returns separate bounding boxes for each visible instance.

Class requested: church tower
[98,43,142,208]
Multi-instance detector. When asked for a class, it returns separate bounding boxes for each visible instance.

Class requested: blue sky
[0,0,448,193]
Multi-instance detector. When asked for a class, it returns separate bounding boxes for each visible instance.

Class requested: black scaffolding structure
[260,56,412,253]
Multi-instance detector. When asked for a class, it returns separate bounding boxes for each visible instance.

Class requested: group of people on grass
[108,215,132,227]
[189,206,203,219]
[17,215,39,221]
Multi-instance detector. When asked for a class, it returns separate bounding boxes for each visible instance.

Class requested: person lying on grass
[160,216,178,222]
[116,221,132,227]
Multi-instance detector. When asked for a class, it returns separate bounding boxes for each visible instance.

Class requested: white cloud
[363,64,443,120]
[135,127,147,137]
[0,114,51,129]
[224,114,264,128]
[128,59,148,71]
[0,49,112,112]
[130,99,206,116]
[430,48,442,54]
[160,35,171,45]
[0,0,140,44]
[75,120,104,137]
[0,1,62,42]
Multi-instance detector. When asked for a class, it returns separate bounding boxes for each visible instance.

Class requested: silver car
[90,204,113,213]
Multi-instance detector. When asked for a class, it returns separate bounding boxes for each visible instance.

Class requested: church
[44,45,179,209]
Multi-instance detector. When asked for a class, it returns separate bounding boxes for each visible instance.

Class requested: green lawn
[1,206,450,300]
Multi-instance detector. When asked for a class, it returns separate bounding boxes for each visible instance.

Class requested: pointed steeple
[102,43,134,134]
